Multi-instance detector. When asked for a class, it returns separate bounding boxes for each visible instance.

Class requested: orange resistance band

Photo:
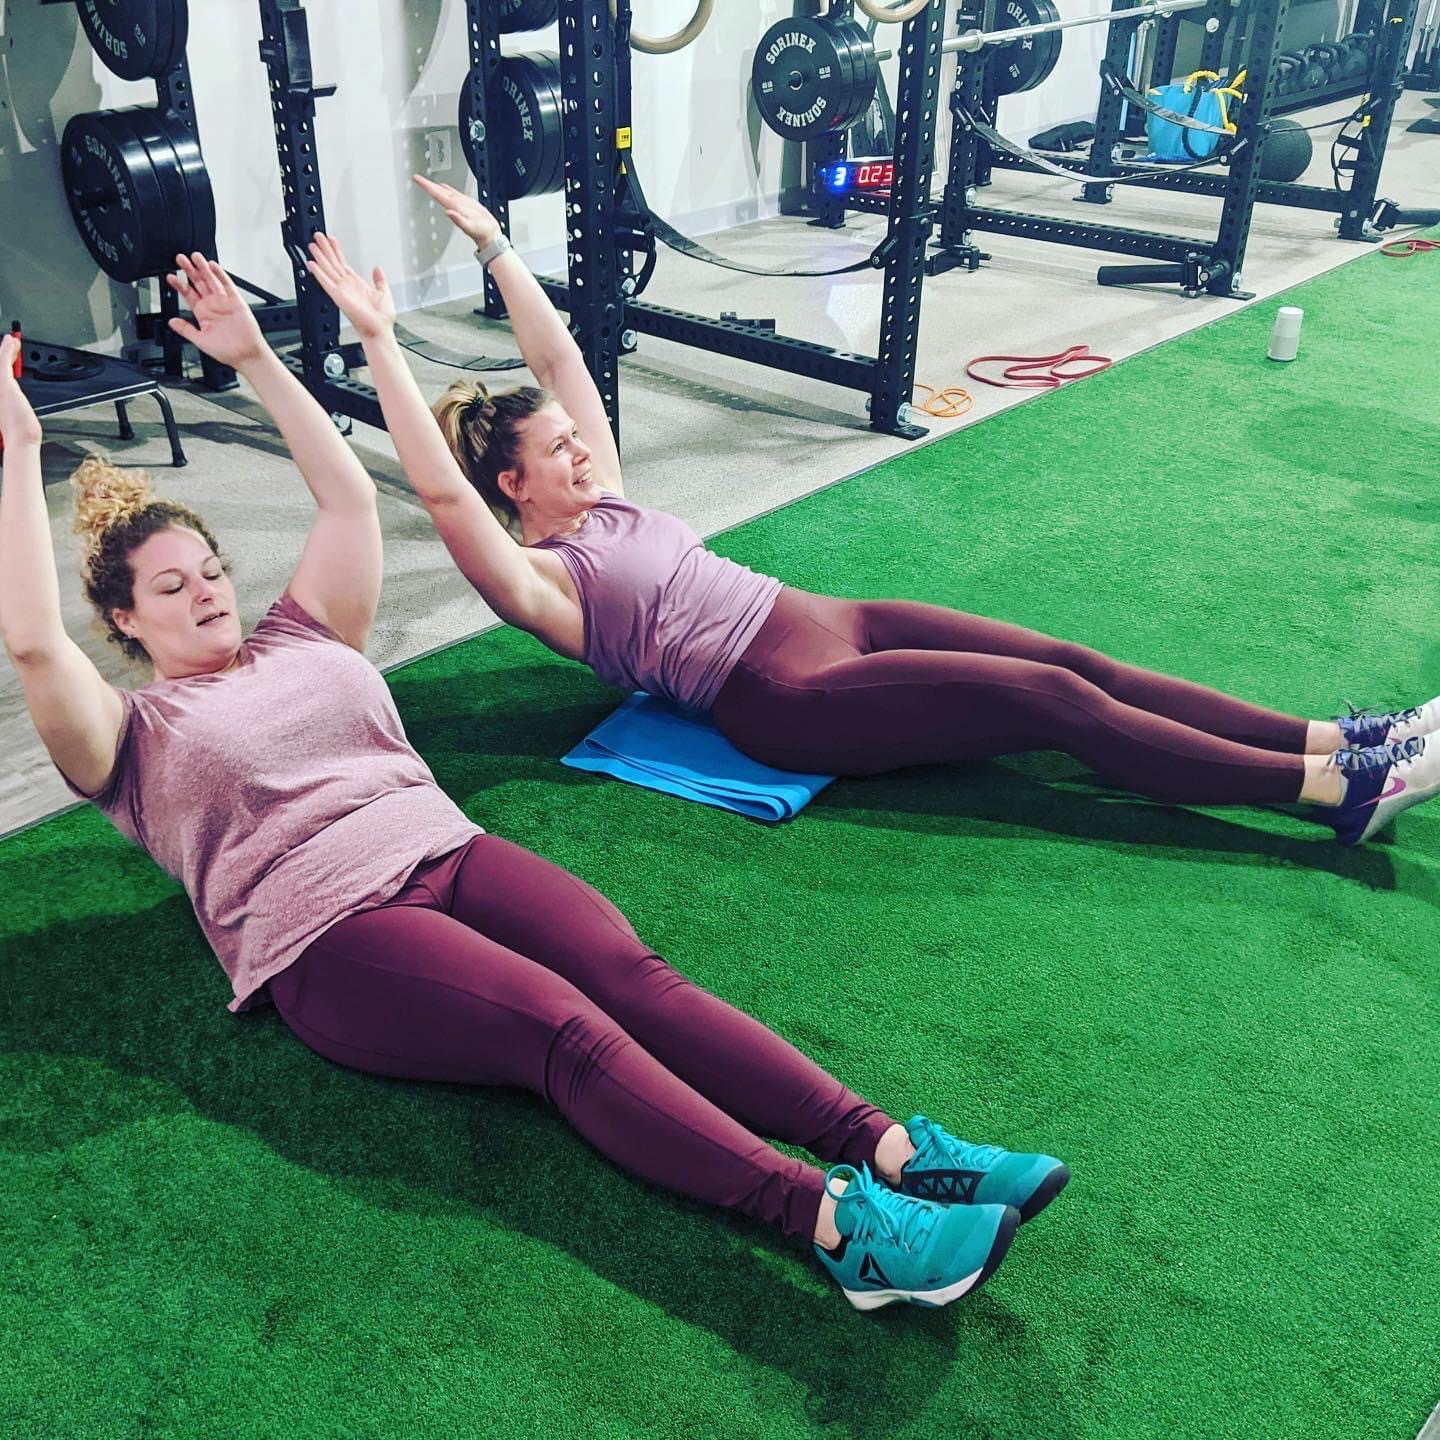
[911,383,974,418]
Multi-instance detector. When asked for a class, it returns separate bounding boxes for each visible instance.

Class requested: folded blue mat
[561,692,835,822]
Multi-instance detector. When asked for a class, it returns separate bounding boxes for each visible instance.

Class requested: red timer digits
[853,162,894,187]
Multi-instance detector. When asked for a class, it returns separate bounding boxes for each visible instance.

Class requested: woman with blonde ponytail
[302,178,1440,849]
[0,258,1053,1312]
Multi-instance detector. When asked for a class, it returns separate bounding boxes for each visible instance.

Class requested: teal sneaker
[813,1163,1018,1312]
[899,1115,1071,1224]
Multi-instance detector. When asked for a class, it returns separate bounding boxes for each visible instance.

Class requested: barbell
[947,0,1213,53]
[754,0,1220,141]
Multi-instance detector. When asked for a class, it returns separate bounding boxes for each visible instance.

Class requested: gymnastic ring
[614,0,715,54]
[854,0,934,24]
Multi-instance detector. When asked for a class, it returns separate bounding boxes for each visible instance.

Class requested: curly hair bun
[71,457,154,556]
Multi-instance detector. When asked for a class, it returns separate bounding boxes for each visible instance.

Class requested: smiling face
[112,526,242,679]
[498,402,604,527]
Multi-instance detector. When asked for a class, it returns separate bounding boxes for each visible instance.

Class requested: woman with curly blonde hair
[0,258,1070,1313]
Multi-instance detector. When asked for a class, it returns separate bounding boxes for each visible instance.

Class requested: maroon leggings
[268,833,893,1243]
[711,589,1311,804]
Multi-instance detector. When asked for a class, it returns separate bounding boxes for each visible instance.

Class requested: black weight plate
[122,107,191,257]
[855,22,881,103]
[165,116,215,255]
[752,16,859,140]
[77,0,189,82]
[524,52,564,197]
[834,17,879,131]
[991,0,1062,96]
[498,53,565,198]
[838,17,876,131]
[531,53,565,196]
[827,18,858,130]
[62,109,171,282]
[499,0,559,33]
[30,353,107,383]
[840,17,881,131]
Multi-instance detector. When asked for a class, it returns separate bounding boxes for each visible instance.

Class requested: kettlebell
[1338,32,1373,80]
[1302,44,1339,86]
[1271,52,1304,95]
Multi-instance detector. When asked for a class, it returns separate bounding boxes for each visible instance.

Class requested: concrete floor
[2,91,1436,837]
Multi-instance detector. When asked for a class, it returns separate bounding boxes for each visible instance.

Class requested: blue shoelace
[909,1118,1005,1173]
[1332,735,1426,774]
[828,1165,937,1254]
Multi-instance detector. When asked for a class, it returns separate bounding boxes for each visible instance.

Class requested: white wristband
[474,235,512,268]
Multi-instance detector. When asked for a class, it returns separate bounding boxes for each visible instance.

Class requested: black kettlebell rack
[1069,0,1436,238]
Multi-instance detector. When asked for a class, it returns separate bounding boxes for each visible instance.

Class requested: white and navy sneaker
[1337,697,1440,749]
[1321,736,1438,845]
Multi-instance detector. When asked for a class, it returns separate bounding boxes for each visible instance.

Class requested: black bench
[16,342,186,467]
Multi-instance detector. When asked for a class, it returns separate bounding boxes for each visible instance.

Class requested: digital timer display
[814,159,896,194]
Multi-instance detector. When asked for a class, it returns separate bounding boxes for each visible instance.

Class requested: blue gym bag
[1144,69,1244,163]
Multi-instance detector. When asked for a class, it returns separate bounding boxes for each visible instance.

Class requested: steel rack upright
[529,0,950,441]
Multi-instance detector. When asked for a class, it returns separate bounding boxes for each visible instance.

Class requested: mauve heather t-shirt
[534,496,782,712]
[64,593,483,1012]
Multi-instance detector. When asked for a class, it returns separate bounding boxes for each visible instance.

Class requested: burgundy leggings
[269,833,893,1243]
[711,589,1311,804]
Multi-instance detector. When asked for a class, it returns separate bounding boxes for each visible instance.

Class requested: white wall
[2,0,1158,344]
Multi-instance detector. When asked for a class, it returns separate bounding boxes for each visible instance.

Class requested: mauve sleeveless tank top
[533,496,782,711]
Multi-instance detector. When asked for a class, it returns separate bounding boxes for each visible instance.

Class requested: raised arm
[166,253,381,651]
[412,175,624,496]
[303,233,568,634]
[0,334,125,795]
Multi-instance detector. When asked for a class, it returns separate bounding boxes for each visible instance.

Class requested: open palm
[306,233,396,340]
[412,174,500,248]
[166,253,267,369]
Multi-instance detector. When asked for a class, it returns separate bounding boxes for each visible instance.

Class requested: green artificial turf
[4,244,1439,1439]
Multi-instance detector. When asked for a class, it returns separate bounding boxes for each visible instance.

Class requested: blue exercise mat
[561,693,835,822]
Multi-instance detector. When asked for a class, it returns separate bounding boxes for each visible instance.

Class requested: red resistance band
[966,344,1113,390]
[1381,237,1439,258]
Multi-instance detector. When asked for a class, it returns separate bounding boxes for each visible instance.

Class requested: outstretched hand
[166,254,269,370]
[412,174,502,249]
[305,233,396,342]
[0,334,42,449]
